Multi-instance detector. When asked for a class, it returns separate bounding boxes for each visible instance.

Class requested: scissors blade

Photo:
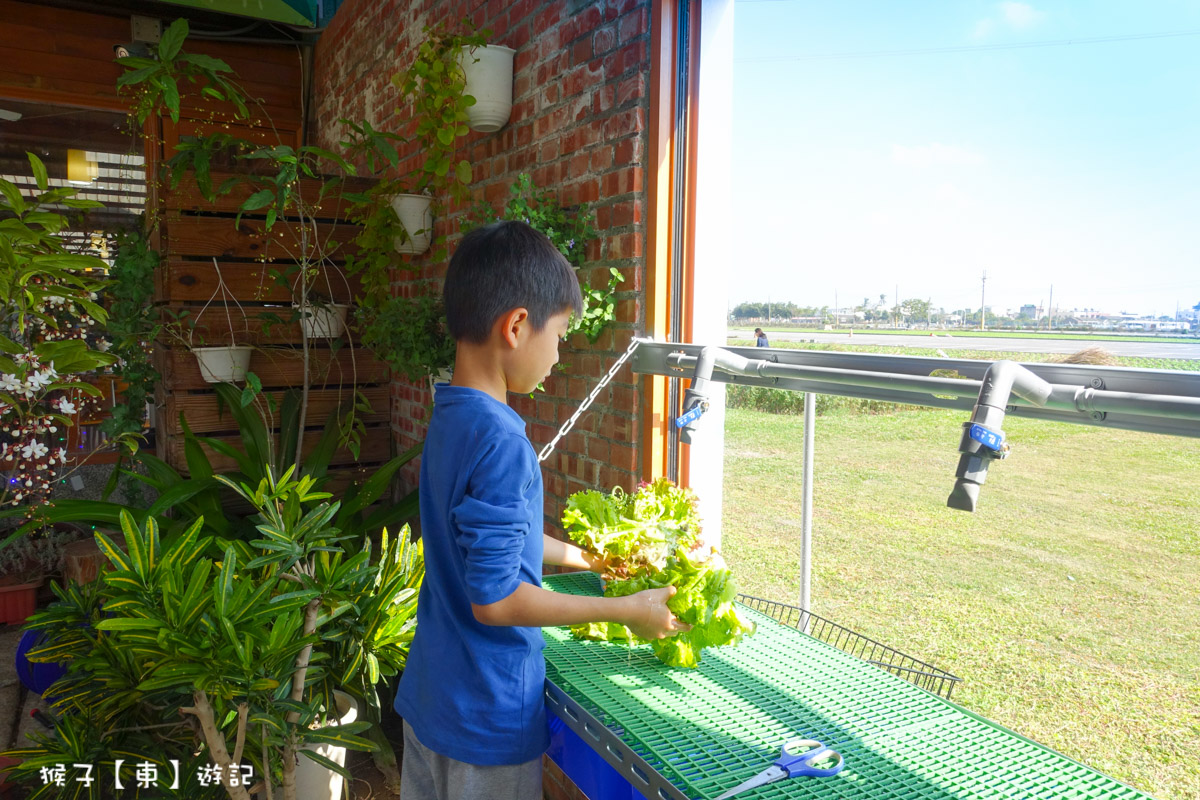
[714,765,786,800]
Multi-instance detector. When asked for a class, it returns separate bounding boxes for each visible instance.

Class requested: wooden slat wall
[0,2,386,482]
[154,173,388,475]
[0,2,305,127]
[132,39,389,480]
[0,1,127,110]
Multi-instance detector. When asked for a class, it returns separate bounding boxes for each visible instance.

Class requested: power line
[735,29,1200,63]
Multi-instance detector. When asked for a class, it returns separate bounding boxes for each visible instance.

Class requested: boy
[394,221,688,800]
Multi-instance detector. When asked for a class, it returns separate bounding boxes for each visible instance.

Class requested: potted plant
[460,42,516,133]
[290,264,352,340]
[385,19,491,257]
[388,193,434,255]
[0,524,83,624]
[359,287,456,394]
[162,259,254,384]
[3,467,423,800]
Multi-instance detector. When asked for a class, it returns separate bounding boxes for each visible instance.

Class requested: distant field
[739,327,1199,345]
[723,406,1200,799]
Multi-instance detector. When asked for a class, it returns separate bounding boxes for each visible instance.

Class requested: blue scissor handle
[775,739,844,778]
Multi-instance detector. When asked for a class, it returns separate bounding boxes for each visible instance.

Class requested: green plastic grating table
[543,572,1156,800]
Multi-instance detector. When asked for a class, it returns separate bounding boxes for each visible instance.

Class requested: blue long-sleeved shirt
[393,384,548,765]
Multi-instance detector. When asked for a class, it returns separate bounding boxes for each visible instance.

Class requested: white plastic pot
[192,346,252,384]
[428,367,454,399]
[461,44,515,133]
[389,193,433,255]
[296,303,349,339]
[263,690,359,800]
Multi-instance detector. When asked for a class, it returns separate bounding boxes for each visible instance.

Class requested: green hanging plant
[101,227,160,452]
[393,18,490,212]
[359,289,456,386]
[462,174,622,343]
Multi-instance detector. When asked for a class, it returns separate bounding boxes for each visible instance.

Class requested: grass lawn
[722,405,1200,799]
[740,327,1199,345]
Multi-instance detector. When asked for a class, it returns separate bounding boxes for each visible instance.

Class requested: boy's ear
[497,307,530,349]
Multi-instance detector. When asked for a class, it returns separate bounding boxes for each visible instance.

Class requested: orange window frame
[644,0,702,487]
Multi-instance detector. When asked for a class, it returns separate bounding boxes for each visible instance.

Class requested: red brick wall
[312,0,652,533]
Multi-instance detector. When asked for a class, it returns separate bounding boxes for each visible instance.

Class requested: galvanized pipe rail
[632,342,1200,438]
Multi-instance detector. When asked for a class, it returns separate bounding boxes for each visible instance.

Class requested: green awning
[154,0,316,27]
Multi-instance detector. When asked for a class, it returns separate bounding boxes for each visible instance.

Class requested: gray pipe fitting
[948,360,1052,512]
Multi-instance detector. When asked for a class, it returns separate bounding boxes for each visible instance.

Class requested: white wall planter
[193,346,252,384]
[296,303,349,339]
[389,193,433,255]
[461,44,515,133]
[428,366,454,399]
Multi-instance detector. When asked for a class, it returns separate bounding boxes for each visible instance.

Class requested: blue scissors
[714,739,844,799]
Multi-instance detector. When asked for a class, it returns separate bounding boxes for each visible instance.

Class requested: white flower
[20,441,48,460]
[54,447,67,463]
[56,398,77,415]
[0,374,20,393]
[27,367,57,390]
[96,338,112,352]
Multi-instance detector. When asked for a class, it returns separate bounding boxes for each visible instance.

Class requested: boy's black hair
[444,220,584,343]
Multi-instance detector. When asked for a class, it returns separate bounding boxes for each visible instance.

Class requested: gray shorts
[401,720,543,800]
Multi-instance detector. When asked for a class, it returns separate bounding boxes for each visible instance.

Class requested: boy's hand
[622,586,691,640]
[584,550,610,575]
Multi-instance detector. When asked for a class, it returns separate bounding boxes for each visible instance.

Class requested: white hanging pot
[389,193,433,255]
[428,366,454,399]
[461,44,515,133]
[295,303,349,339]
[192,346,252,384]
[273,690,359,800]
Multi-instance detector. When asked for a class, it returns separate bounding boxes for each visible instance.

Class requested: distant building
[1019,304,1037,319]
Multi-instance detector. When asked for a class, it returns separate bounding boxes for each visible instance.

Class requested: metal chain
[537,336,646,463]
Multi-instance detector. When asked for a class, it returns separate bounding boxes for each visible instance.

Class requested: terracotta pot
[0,574,43,625]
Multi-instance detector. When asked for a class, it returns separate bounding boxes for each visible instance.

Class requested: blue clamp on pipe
[674,402,707,429]
[968,423,1005,452]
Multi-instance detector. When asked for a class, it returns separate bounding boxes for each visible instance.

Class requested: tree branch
[181,690,252,800]
[231,702,248,765]
[282,597,322,800]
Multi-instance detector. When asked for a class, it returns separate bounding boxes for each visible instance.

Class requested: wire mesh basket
[736,594,962,700]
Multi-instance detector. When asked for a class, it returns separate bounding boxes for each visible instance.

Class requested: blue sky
[731,0,1200,317]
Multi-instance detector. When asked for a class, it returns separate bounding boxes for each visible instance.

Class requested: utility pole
[894,284,898,328]
[1048,284,1054,331]
[980,270,987,331]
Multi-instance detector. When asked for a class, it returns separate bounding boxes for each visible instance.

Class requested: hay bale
[1055,346,1118,366]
